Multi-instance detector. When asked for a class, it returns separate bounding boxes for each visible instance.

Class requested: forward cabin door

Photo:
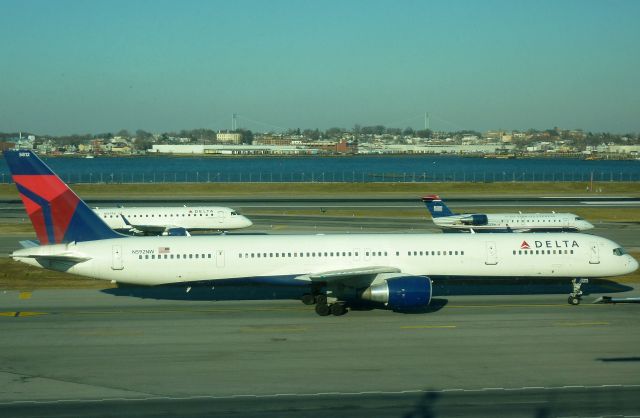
[485,241,497,265]
[217,211,225,225]
[216,249,225,267]
[589,242,600,264]
[111,245,124,270]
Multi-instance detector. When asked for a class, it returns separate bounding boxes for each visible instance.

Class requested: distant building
[0,141,15,151]
[255,135,293,146]
[607,145,640,154]
[150,144,315,155]
[110,142,132,154]
[217,132,242,144]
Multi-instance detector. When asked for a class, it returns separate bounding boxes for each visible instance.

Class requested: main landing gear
[568,278,589,305]
[301,293,348,316]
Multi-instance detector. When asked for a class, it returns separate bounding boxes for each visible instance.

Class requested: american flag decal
[159,247,170,254]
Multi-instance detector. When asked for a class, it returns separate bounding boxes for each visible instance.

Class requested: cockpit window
[231,211,239,216]
[613,248,627,256]
[575,217,584,220]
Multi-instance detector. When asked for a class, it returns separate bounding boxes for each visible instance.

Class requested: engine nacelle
[461,214,488,226]
[361,275,432,309]
[164,227,190,236]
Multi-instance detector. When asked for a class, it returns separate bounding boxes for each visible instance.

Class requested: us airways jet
[423,195,594,233]
[93,206,252,236]
[5,150,636,316]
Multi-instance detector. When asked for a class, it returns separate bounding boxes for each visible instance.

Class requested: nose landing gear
[568,278,589,305]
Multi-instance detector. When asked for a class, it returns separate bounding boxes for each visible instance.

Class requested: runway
[1,195,639,216]
[1,289,640,417]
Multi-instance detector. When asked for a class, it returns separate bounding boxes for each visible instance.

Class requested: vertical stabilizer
[422,194,455,218]
[3,150,123,244]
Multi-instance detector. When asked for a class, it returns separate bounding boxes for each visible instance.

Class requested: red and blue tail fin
[421,194,455,218]
[3,149,124,244]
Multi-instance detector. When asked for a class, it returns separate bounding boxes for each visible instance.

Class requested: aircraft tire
[568,296,581,305]
[315,295,328,305]
[315,303,331,316]
[301,294,316,305]
[330,303,347,316]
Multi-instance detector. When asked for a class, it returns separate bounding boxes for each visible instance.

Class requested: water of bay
[0,154,638,183]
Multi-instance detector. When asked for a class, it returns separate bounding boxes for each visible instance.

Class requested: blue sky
[1,0,639,135]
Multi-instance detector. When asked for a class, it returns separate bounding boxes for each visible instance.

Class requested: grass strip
[1,181,639,199]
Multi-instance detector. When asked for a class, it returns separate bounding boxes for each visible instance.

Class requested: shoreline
[21,153,640,161]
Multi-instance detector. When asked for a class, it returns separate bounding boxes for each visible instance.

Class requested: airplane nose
[243,216,253,227]
[629,256,639,273]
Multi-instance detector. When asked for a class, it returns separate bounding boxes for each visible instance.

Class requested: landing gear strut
[568,278,589,305]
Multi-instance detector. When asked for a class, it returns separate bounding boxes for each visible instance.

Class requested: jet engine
[361,274,432,309]
[460,214,488,226]
[164,227,190,236]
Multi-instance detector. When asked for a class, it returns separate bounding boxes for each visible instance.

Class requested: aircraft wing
[120,215,189,236]
[300,266,401,288]
[129,224,171,233]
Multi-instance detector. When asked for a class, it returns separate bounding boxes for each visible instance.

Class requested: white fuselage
[433,213,594,232]
[13,232,637,286]
[93,206,252,232]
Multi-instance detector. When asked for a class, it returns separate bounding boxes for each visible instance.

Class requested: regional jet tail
[4,150,636,317]
[93,206,252,236]
[422,195,594,233]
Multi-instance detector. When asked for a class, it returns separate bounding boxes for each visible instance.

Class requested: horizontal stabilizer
[421,195,441,202]
[13,253,92,263]
[12,245,92,264]
[19,240,40,248]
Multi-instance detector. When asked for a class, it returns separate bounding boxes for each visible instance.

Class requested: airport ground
[1,183,639,417]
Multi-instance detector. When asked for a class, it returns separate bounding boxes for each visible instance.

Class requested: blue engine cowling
[461,214,488,226]
[361,276,432,309]
[165,227,189,236]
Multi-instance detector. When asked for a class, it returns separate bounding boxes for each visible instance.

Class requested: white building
[216,132,242,144]
[150,144,315,155]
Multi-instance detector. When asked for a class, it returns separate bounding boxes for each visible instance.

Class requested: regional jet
[423,195,594,233]
[5,150,636,316]
[93,206,252,236]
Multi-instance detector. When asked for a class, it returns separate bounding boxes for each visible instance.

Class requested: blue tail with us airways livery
[422,194,455,218]
[3,149,123,244]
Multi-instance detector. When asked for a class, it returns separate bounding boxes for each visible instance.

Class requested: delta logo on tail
[4,150,122,244]
[13,173,80,245]
[520,241,530,249]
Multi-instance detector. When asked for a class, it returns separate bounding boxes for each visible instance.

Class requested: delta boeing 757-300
[4,150,636,315]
